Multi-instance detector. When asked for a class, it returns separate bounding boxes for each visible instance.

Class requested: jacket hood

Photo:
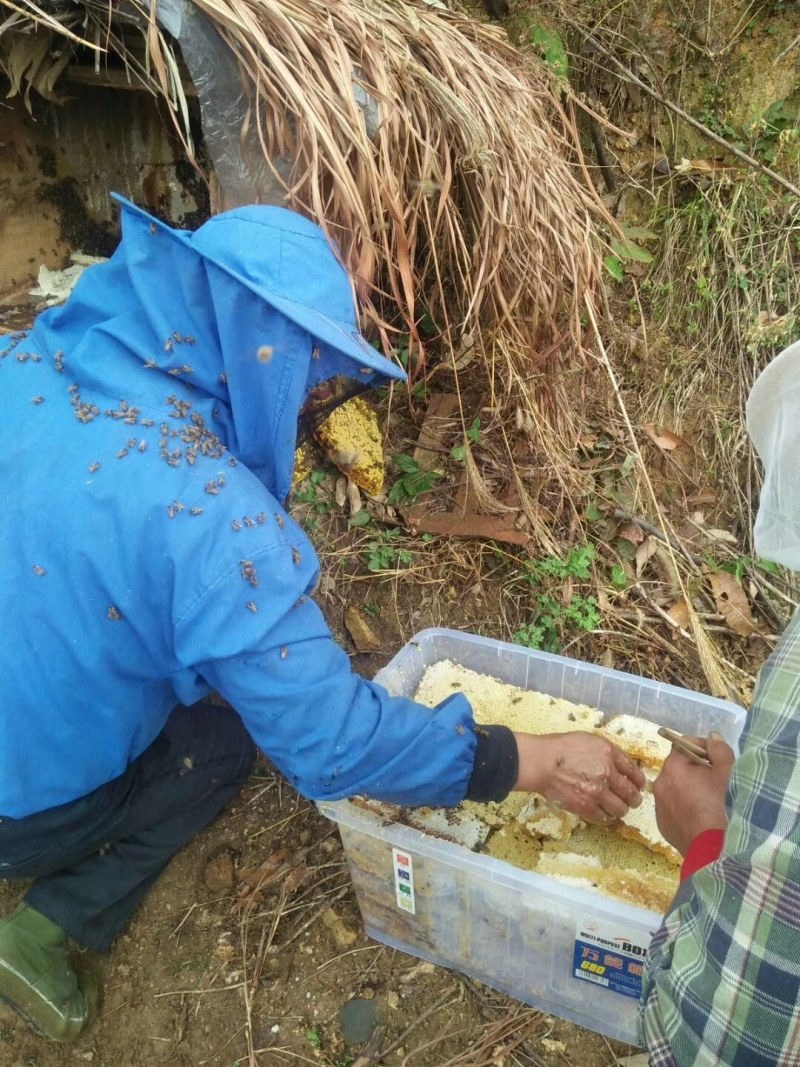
[30,195,405,501]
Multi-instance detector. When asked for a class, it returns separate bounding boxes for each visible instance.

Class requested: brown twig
[657,726,711,765]
[563,17,800,200]
[610,507,701,567]
[774,31,800,65]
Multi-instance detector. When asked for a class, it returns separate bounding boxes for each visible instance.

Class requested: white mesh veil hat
[746,339,800,571]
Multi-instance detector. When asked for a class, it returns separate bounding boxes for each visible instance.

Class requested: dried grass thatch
[2,0,610,500]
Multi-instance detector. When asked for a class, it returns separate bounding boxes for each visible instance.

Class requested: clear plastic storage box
[319,628,747,1045]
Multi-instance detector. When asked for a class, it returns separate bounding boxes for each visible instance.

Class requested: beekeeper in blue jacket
[0,195,645,1042]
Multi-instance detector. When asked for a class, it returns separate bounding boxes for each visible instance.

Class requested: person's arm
[514,730,645,822]
[639,610,800,1065]
[173,535,641,812]
[652,732,733,860]
[195,593,642,812]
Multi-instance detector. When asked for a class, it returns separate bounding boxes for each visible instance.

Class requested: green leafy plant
[293,469,329,510]
[745,96,800,164]
[306,1027,322,1050]
[708,553,781,583]
[585,501,604,522]
[363,528,414,571]
[387,454,442,505]
[418,310,439,337]
[604,224,657,282]
[513,545,600,651]
[610,563,628,590]
[525,543,596,582]
[529,25,568,82]
[513,593,600,653]
[396,335,411,368]
[348,509,372,528]
[451,417,482,462]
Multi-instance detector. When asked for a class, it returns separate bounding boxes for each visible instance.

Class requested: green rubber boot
[0,904,99,1042]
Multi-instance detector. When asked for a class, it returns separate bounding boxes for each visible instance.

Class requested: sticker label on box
[572,919,648,999]
[392,848,416,914]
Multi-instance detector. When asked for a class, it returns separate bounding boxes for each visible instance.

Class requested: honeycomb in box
[536,852,676,914]
[415,660,604,734]
[413,660,681,911]
[598,714,673,770]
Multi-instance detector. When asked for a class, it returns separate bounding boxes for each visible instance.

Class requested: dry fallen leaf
[667,597,690,629]
[709,572,756,636]
[283,864,312,895]
[400,961,436,983]
[347,478,362,515]
[321,906,357,949]
[203,848,236,893]
[688,488,717,505]
[618,521,645,545]
[344,606,381,652]
[542,1038,568,1053]
[239,847,291,893]
[635,535,659,577]
[643,424,691,452]
[703,528,738,545]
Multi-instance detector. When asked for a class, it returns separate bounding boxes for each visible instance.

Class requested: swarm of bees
[68,384,100,424]
[240,559,258,586]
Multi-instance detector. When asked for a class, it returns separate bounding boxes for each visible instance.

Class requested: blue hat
[110,193,406,382]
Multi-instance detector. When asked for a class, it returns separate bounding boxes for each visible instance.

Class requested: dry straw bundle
[182,0,605,353]
[3,0,609,488]
[185,0,608,433]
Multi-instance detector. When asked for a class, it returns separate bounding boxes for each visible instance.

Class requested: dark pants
[0,704,256,953]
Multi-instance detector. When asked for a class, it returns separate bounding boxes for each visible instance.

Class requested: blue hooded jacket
[0,196,477,819]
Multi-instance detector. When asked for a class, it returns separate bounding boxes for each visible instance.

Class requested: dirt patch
[0,782,635,1067]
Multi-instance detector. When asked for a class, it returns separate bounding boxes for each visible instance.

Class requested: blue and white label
[392,848,416,914]
[572,918,648,999]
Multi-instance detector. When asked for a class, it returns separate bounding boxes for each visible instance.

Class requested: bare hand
[652,732,734,855]
[513,731,646,824]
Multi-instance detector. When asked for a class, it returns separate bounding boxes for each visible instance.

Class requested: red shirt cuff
[680,828,725,882]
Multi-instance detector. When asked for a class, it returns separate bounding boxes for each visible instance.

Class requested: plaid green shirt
[639,608,800,1065]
